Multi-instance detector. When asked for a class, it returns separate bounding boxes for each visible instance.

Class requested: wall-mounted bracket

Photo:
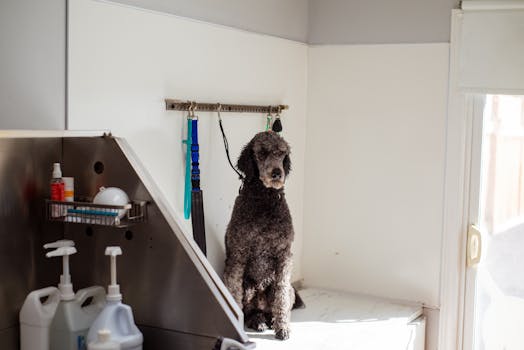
[165,99,289,114]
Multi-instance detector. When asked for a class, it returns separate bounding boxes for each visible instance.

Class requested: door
[464,94,524,350]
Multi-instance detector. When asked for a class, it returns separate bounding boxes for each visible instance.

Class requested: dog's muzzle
[261,168,285,189]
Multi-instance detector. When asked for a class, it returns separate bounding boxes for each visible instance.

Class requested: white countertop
[248,287,425,350]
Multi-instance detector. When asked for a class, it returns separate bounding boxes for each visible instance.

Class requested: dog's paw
[246,313,269,332]
[247,320,268,332]
[254,322,268,332]
[275,328,290,340]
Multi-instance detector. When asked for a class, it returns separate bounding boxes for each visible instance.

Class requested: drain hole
[94,161,105,174]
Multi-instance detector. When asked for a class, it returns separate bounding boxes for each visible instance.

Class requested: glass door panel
[470,95,524,350]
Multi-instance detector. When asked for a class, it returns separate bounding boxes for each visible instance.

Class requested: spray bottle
[87,247,143,350]
[46,240,106,350]
[50,163,65,217]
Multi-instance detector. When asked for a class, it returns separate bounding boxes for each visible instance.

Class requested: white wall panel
[68,0,307,280]
[459,9,524,92]
[0,0,65,129]
[304,44,449,307]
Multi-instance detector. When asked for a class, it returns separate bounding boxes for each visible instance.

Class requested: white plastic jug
[88,329,120,350]
[87,247,142,350]
[50,286,106,350]
[19,286,61,350]
[87,302,142,350]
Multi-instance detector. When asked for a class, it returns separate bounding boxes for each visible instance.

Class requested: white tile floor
[247,288,425,350]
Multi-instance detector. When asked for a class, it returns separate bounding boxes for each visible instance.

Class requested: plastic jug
[50,286,106,350]
[19,286,61,350]
[87,247,143,350]
[44,240,106,350]
[88,329,120,350]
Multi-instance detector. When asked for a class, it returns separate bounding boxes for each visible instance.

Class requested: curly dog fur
[224,131,302,340]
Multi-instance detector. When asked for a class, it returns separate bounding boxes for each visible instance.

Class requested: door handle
[467,225,482,267]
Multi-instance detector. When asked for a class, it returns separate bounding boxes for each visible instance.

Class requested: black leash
[217,105,244,180]
[191,113,207,256]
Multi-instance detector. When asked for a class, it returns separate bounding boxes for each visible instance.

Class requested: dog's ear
[283,153,291,176]
[237,140,258,179]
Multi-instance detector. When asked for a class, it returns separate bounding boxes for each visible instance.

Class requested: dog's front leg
[272,259,292,340]
[223,259,246,308]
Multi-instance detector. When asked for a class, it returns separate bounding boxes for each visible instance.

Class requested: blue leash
[191,119,200,191]
[183,118,192,219]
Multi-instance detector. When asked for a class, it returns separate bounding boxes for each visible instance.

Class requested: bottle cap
[52,163,62,179]
[98,329,111,342]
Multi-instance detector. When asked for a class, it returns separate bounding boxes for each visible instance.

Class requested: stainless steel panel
[0,138,63,349]
[0,327,19,350]
[0,135,248,349]
[139,326,217,350]
[61,137,247,348]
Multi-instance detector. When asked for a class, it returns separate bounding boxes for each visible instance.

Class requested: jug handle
[116,306,136,335]
[76,286,106,310]
[32,287,60,305]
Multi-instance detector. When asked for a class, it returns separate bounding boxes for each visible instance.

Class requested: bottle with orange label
[51,163,65,217]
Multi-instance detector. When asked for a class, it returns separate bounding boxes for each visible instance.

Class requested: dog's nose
[271,168,282,180]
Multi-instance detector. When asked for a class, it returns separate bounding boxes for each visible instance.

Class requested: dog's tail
[292,287,306,309]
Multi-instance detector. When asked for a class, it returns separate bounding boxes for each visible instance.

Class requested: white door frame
[438,10,470,350]
[461,94,486,350]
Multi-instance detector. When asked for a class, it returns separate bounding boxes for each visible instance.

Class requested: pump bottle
[87,247,143,350]
[46,240,106,350]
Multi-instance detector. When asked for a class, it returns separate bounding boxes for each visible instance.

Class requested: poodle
[223,131,303,341]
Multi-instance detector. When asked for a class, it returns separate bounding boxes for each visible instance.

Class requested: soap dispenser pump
[44,240,76,300]
[87,247,143,350]
[106,247,122,302]
[46,240,106,350]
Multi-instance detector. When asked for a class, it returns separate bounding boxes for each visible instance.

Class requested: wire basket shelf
[46,199,147,228]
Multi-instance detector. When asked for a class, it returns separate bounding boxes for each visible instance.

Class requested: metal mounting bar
[165,99,289,114]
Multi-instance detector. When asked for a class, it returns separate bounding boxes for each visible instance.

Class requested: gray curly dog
[224,131,304,341]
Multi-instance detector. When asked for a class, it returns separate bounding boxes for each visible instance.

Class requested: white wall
[0,0,65,129]
[308,0,458,44]
[111,0,309,42]
[67,4,452,348]
[68,0,307,280]
[303,44,449,307]
[304,44,449,350]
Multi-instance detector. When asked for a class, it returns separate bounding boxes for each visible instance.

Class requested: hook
[187,101,194,119]
[217,103,223,121]
[266,106,273,131]
[267,105,273,117]
[192,101,198,119]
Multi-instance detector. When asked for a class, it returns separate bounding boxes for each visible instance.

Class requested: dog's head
[237,131,291,189]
